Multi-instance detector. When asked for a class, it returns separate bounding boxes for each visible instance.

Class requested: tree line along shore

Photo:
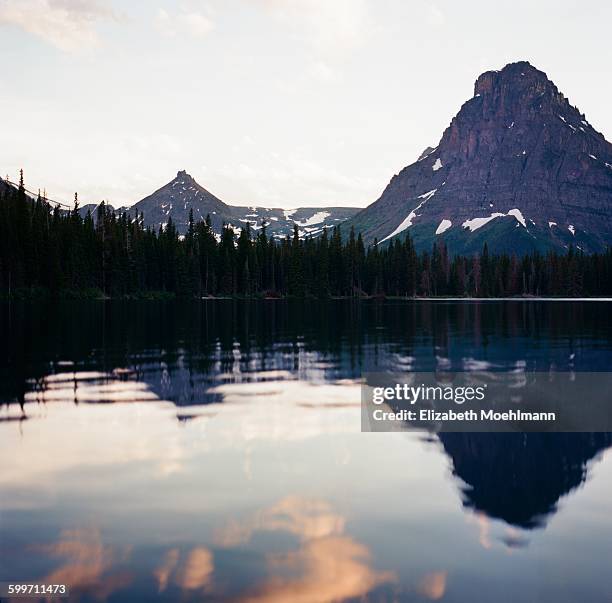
[2,175,611,300]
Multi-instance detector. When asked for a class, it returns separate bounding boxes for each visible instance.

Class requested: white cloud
[248,0,372,84]
[308,60,335,82]
[155,6,214,38]
[426,3,446,27]
[0,0,118,51]
[251,0,371,59]
[200,147,381,207]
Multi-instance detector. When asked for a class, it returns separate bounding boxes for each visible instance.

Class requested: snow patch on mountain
[380,189,437,243]
[462,208,528,232]
[462,213,505,232]
[418,189,438,201]
[432,158,443,171]
[507,208,526,227]
[296,211,331,227]
[435,219,452,235]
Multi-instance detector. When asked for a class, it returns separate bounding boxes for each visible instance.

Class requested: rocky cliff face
[346,61,612,254]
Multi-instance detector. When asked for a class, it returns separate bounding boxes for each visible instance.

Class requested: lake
[1,300,611,602]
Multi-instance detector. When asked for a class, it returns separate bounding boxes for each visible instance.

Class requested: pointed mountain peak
[175,169,194,181]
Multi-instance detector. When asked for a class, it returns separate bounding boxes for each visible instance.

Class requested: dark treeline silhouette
[2,173,612,298]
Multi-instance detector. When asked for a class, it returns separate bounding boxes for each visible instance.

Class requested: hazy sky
[1,0,611,209]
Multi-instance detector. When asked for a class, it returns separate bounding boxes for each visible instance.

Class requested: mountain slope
[346,61,612,254]
[0,176,40,205]
[132,170,230,231]
[82,170,359,239]
[0,177,11,197]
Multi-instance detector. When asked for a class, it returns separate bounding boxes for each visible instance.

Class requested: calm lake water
[1,300,611,602]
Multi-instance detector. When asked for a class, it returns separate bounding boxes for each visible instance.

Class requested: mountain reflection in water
[439,432,612,529]
[1,300,612,602]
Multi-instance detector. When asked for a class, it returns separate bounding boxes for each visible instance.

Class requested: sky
[1,0,612,209]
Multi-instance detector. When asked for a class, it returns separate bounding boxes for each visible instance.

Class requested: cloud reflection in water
[216,496,396,603]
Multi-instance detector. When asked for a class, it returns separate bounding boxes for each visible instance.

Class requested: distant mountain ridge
[344,61,612,254]
[1,171,359,239]
[80,170,359,239]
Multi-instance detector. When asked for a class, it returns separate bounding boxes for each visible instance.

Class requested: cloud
[426,3,446,27]
[241,536,394,603]
[200,146,381,208]
[246,0,372,84]
[155,6,214,38]
[173,547,214,591]
[250,0,371,58]
[308,60,335,83]
[0,0,118,51]
[214,496,346,547]
[154,549,180,593]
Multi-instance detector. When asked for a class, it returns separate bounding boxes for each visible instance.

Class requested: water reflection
[440,433,612,529]
[22,496,450,602]
[4,299,612,408]
[215,496,395,603]
[417,571,448,600]
[1,300,612,602]
[35,528,132,600]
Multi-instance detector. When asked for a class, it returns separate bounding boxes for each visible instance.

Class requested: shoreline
[3,292,612,302]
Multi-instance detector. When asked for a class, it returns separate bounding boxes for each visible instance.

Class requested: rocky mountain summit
[346,61,612,254]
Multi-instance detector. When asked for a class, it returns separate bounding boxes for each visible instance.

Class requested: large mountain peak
[345,61,612,254]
